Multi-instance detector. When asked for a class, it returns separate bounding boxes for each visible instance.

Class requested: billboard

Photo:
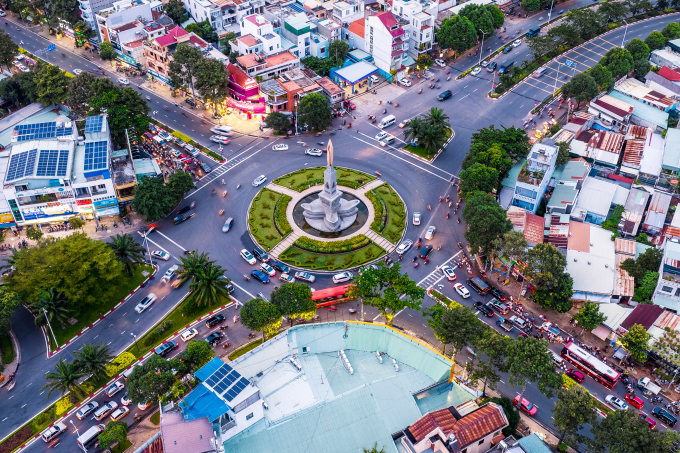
[21,205,74,220]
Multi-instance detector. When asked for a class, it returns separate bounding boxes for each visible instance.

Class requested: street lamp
[43,307,59,349]
[70,420,86,452]
[152,110,158,118]
[620,19,629,48]
[547,0,556,29]
[130,332,138,353]
[478,29,489,67]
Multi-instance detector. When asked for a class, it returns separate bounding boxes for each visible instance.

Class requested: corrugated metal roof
[663,129,680,171]
[615,238,636,255]
[620,304,665,331]
[628,125,648,139]
[622,139,644,166]
[609,90,669,129]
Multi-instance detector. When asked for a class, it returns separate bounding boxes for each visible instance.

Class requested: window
[461,450,467,453]
[662,286,674,294]
[675,287,680,297]
[246,413,254,420]
[478,439,484,445]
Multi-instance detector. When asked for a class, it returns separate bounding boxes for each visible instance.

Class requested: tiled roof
[622,139,644,166]
[155,27,188,47]
[317,76,343,94]
[575,129,624,154]
[238,34,261,47]
[188,34,208,48]
[451,404,507,447]
[407,407,457,443]
[227,63,254,87]
[525,213,545,244]
[645,71,680,96]
[659,66,680,82]
[593,96,633,119]
[375,11,398,29]
[347,18,365,38]
[620,304,665,331]
[124,40,144,48]
[654,310,680,330]
[265,51,297,67]
[236,53,262,68]
[112,21,141,33]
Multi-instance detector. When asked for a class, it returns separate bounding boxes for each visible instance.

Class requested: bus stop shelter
[331,61,379,94]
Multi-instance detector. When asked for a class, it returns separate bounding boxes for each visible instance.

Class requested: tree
[552,386,596,446]
[72,20,95,47]
[33,62,71,105]
[495,230,528,266]
[270,283,316,325]
[168,43,203,101]
[66,72,98,118]
[634,271,658,302]
[126,354,175,405]
[463,143,513,181]
[189,261,229,307]
[489,397,520,437]
[460,3,498,36]
[470,125,530,162]
[574,301,607,334]
[186,20,218,44]
[68,216,85,232]
[625,38,650,61]
[98,421,128,450]
[423,107,449,131]
[598,1,629,24]
[561,73,599,107]
[633,58,652,78]
[601,47,634,78]
[25,225,43,241]
[555,141,571,167]
[0,30,19,73]
[422,304,450,353]
[265,111,291,133]
[466,329,512,394]
[587,64,614,91]
[181,339,215,370]
[363,443,387,453]
[131,176,176,221]
[348,263,425,326]
[328,39,349,65]
[626,0,652,15]
[462,191,512,257]
[658,0,670,9]
[645,31,666,51]
[506,337,561,405]
[621,323,651,362]
[167,170,195,200]
[534,272,574,313]
[418,125,447,156]
[90,86,150,147]
[41,358,87,403]
[297,92,332,132]
[589,407,680,453]
[108,234,145,275]
[527,243,567,291]
[164,0,189,24]
[417,54,433,69]
[403,117,425,145]
[73,342,114,380]
[521,0,540,12]
[32,287,74,329]
[220,32,237,51]
[195,58,229,115]
[176,251,212,286]
[663,22,680,40]
[526,35,560,61]
[240,297,282,339]
[549,23,581,48]
[0,287,21,337]
[567,8,603,40]
[437,15,477,53]
[619,247,663,283]
[99,41,116,60]
[459,163,499,196]
[430,304,484,360]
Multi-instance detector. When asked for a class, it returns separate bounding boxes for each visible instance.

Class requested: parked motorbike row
[46,223,73,233]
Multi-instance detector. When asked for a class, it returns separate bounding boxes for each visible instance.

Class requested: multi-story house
[79,0,117,31]
[183,0,265,42]
[281,13,328,58]
[391,0,437,59]
[317,76,345,106]
[274,69,323,111]
[316,18,341,43]
[511,142,558,214]
[95,0,161,44]
[332,0,364,25]
[240,14,282,56]
[365,12,406,81]
[236,51,299,80]
[144,27,190,85]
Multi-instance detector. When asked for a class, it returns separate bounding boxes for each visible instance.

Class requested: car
[306,148,323,156]
[171,278,183,289]
[400,79,412,87]
[441,265,457,281]
[396,239,413,255]
[206,332,223,345]
[359,264,378,275]
[333,271,353,284]
[639,413,657,429]
[487,298,508,315]
[253,175,267,186]
[375,131,388,141]
[272,144,289,151]
[424,226,436,240]
[471,67,482,76]
[135,293,157,313]
[95,401,118,421]
[121,394,132,406]
[240,249,257,265]
[201,162,212,173]
[19,65,29,72]
[41,422,67,442]
[487,288,506,302]
[76,401,99,420]
[503,46,513,54]
[73,69,83,75]
[605,395,629,411]
[226,282,234,294]
[280,273,295,283]
[210,135,229,144]
[437,90,452,101]
[419,245,433,258]
[399,118,411,129]
[106,381,125,398]
[110,406,130,422]
[347,101,357,110]
[260,262,276,277]
[155,340,178,357]
[453,283,471,298]
[205,314,225,328]
[185,98,196,106]
[380,137,395,148]
[252,247,269,263]
[512,39,522,47]
[434,59,446,67]
[180,328,199,342]
[514,394,538,416]
[272,261,290,274]
[481,60,490,68]
[487,62,497,72]
[412,212,421,225]
[161,265,179,283]
[652,407,678,427]
[625,393,644,409]
[138,402,150,411]
[0,10,6,16]
[222,217,234,233]
[251,269,270,283]
[294,271,315,283]
[211,125,233,135]
[566,368,585,383]
[118,78,130,85]
[474,301,494,317]
[151,250,170,261]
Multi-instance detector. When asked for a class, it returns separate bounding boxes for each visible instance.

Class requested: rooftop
[591,95,633,120]
[572,177,621,217]
[566,224,617,298]
[160,411,214,453]
[609,90,669,129]
[663,128,680,170]
[645,70,680,96]
[547,184,578,209]
[659,65,680,82]
[316,76,343,95]
[559,159,589,183]
[623,187,650,217]
[621,304,665,331]
[238,34,261,47]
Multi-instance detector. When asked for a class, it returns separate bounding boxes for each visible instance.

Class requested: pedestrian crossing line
[577,45,606,58]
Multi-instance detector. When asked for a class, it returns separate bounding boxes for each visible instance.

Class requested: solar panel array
[204,363,250,402]
[84,115,104,133]
[36,150,69,177]
[84,141,108,171]
[15,122,73,142]
[6,149,38,181]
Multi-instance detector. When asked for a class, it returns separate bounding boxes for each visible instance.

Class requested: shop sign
[225,97,265,113]
[76,199,93,206]
[146,68,172,84]
[21,205,73,220]
[46,202,61,207]
[95,206,120,217]
[94,198,118,210]
[15,187,66,197]
[118,54,137,65]
[0,213,14,223]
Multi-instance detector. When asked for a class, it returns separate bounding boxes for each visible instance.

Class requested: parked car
[251,269,270,283]
[151,250,170,261]
[206,332,223,346]
[474,301,494,317]
[294,271,315,283]
[180,328,198,342]
[185,98,196,106]
[240,249,256,265]
[205,314,225,328]
[155,340,178,357]
[400,79,412,87]
[434,59,446,67]
[105,381,125,398]
[135,293,157,313]
[514,394,538,416]
[605,395,629,411]
[252,247,269,263]
[333,272,353,284]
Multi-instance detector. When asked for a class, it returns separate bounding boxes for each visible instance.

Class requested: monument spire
[327,138,334,167]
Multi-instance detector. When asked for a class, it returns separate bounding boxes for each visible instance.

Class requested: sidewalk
[123,410,160,452]
[0,331,20,387]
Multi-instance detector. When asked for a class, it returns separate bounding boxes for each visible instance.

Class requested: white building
[332,0,364,26]
[391,0,436,60]
[183,0,265,42]
[365,11,406,81]
[240,14,282,56]
[510,142,558,214]
[79,0,117,31]
[95,0,162,46]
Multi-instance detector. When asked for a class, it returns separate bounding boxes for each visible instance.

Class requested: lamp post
[130,332,138,354]
[553,61,562,95]
[478,29,489,67]
[71,420,86,452]
[547,0,556,29]
[621,19,628,48]
[668,367,679,391]
[43,307,59,349]
[142,235,152,266]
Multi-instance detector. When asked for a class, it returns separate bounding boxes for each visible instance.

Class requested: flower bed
[427,289,462,308]
[279,243,386,271]
[403,128,453,160]
[295,235,371,253]
[274,194,293,237]
[366,190,386,233]
[273,167,374,192]
[248,188,287,251]
[370,184,406,243]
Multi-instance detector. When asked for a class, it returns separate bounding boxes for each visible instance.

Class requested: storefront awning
[591,324,611,341]
[402,55,416,67]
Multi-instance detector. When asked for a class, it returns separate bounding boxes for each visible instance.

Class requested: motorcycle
[456,217,460,223]
[219,325,228,330]
[222,341,231,349]
[223,191,227,197]
[236,183,241,189]
[446,212,450,219]
[248,332,257,338]
[243,274,250,282]
[458,242,463,249]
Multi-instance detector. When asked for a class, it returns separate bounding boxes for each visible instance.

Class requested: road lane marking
[156,231,186,251]
[231,283,255,302]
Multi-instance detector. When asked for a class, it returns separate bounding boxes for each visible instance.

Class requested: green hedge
[371,184,406,243]
[274,194,293,237]
[273,167,374,192]
[171,130,193,143]
[366,190,386,233]
[295,235,371,253]
[279,243,386,271]
[248,188,285,251]
[228,339,263,360]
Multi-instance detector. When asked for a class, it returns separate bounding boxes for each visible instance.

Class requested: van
[466,277,489,295]
[499,62,514,75]
[527,26,541,38]
[652,407,677,427]
[379,115,396,129]
[437,90,452,101]
[94,401,118,421]
[370,75,379,84]
[550,351,564,367]
[380,136,396,147]
[77,424,105,450]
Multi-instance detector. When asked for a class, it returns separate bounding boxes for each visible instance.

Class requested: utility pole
[478,29,489,67]
[43,307,58,349]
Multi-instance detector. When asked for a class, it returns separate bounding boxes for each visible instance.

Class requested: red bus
[312,284,354,307]
[560,341,620,389]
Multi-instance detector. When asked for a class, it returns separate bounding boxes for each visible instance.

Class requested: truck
[527,26,541,38]
[638,377,662,395]
[496,317,514,332]
[509,315,528,330]
[173,206,195,225]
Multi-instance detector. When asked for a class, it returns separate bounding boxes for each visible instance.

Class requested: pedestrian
[436,265,439,272]
[531,317,535,324]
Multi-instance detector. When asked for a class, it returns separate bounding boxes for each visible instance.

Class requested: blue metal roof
[179,384,231,422]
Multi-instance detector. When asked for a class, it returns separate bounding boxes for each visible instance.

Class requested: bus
[560,341,620,389]
[312,284,354,308]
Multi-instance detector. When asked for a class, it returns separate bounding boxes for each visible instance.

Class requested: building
[344,17,366,52]
[558,158,590,189]
[571,177,629,225]
[618,187,650,238]
[365,11,406,81]
[546,184,579,215]
[587,94,634,130]
[566,222,617,302]
[643,191,672,236]
[159,410,219,453]
[95,0,161,46]
[662,128,680,173]
[79,0,117,31]
[510,142,557,214]
[235,51,300,80]
[315,18,341,43]
[569,129,624,167]
[485,434,553,453]
[239,14,282,56]
[609,90,669,131]
[391,0,436,61]
[280,13,328,59]
[507,206,544,245]
[653,239,680,312]
[144,27,190,85]
[614,78,677,112]
[637,130,666,187]
[332,0,364,25]
[645,67,680,98]
[274,68,323,111]
[650,47,680,69]
[316,76,345,106]
[183,0,265,40]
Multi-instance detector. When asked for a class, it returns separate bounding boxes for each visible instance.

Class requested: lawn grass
[150,411,160,425]
[370,184,406,244]
[50,265,154,351]
[403,128,453,161]
[111,439,132,453]
[228,339,263,361]
[1,334,14,364]
[272,166,374,192]
[279,243,385,271]
[249,188,286,251]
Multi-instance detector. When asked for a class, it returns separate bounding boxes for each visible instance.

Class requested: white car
[453,283,470,299]
[19,65,29,72]
[40,422,67,442]
[413,212,421,225]
[0,11,6,16]
[279,273,295,283]
[73,69,83,75]
[110,406,129,422]
[605,395,628,411]
[332,271,353,284]
[180,328,198,342]
[137,402,150,410]
[471,67,482,76]
[380,137,394,147]
[434,59,446,67]
[260,262,276,277]
[161,265,179,284]
[151,250,170,261]
[396,239,413,255]
[481,60,490,68]
[253,175,267,186]
[441,265,456,281]
[399,118,411,128]
[121,394,132,406]
[210,135,229,144]
[513,39,522,47]
[306,148,323,156]
[294,271,315,283]
[424,225,436,240]
[359,264,378,275]
[400,79,412,87]
[272,144,288,151]
[118,77,130,85]
[241,249,257,265]
[211,125,233,135]
[105,381,125,397]
[76,402,99,420]
[135,293,157,313]
[375,131,388,141]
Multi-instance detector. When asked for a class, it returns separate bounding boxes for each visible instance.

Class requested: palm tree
[189,262,228,307]
[107,233,145,275]
[41,358,87,403]
[176,251,213,286]
[403,117,425,145]
[423,107,450,132]
[33,288,74,329]
[418,125,447,157]
[73,342,114,380]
